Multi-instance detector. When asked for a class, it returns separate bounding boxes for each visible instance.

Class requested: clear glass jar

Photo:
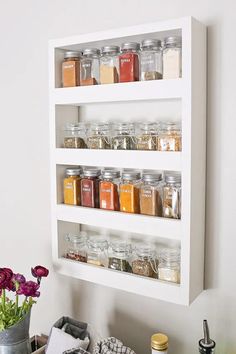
[157,122,182,151]
[140,172,163,216]
[100,46,119,84]
[158,248,180,284]
[119,170,141,213]
[63,123,87,149]
[108,241,132,272]
[111,123,136,150]
[65,233,87,262]
[80,48,100,85]
[87,123,111,149]
[132,244,158,278]
[99,169,120,211]
[136,122,158,151]
[63,167,82,206]
[119,42,140,82]
[163,36,182,79]
[87,236,108,267]
[62,51,82,87]
[81,168,101,208]
[163,172,181,219]
[140,39,162,81]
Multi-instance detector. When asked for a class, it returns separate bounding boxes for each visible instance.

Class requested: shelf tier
[55,204,182,240]
[52,79,183,105]
[55,258,184,304]
[55,149,182,171]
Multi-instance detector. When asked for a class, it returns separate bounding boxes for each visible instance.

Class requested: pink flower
[17,281,40,298]
[31,266,49,279]
[0,268,13,290]
[13,273,26,284]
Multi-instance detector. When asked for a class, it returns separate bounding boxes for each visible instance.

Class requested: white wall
[0,1,235,353]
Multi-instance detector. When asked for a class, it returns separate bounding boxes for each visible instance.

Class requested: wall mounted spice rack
[49,16,206,305]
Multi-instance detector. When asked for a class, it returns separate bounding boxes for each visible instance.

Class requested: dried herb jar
[99,169,120,211]
[87,123,111,149]
[87,237,108,267]
[63,123,87,149]
[111,122,136,150]
[63,167,82,206]
[81,168,101,208]
[140,39,162,81]
[65,233,87,262]
[157,122,182,151]
[108,241,132,272]
[163,36,182,79]
[119,170,141,214]
[100,46,120,84]
[140,172,163,217]
[132,244,158,278]
[158,248,180,284]
[136,122,158,151]
[163,172,181,219]
[62,51,82,87]
[80,48,100,86]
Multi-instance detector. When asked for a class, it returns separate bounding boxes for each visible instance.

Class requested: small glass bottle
[140,39,162,81]
[157,122,182,151]
[111,122,136,150]
[163,172,181,219]
[62,51,82,87]
[63,123,87,149]
[99,169,120,211]
[163,36,182,79]
[87,123,111,149]
[80,48,100,86]
[136,122,158,151]
[119,170,141,214]
[65,233,87,262]
[108,241,132,272]
[199,320,216,354]
[87,237,108,267]
[119,42,140,82]
[63,167,82,206]
[151,333,168,354]
[140,172,163,216]
[132,244,157,278]
[100,46,120,84]
[81,168,101,208]
[158,248,180,284]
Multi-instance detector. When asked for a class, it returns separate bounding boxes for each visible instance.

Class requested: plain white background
[0,1,235,353]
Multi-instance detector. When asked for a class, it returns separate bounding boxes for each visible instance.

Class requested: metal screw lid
[141,39,162,49]
[101,46,120,54]
[122,170,141,180]
[65,167,82,176]
[83,168,101,177]
[102,169,121,179]
[83,48,100,56]
[151,333,168,351]
[121,42,140,51]
[165,172,181,184]
[164,36,182,46]
[143,172,162,182]
[64,51,82,59]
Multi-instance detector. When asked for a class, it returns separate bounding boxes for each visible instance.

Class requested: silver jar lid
[165,173,181,184]
[83,168,101,177]
[64,51,82,59]
[102,169,121,179]
[143,172,162,182]
[65,167,82,176]
[121,42,140,51]
[83,48,100,56]
[141,39,162,49]
[101,45,120,54]
[122,170,141,180]
[164,36,182,47]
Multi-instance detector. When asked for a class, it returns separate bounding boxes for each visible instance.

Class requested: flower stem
[15,294,19,315]
[2,289,6,312]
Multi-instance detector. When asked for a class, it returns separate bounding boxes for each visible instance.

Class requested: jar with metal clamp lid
[87,237,108,267]
[65,233,87,262]
[111,122,136,150]
[136,122,158,151]
[63,123,87,149]
[108,241,132,272]
[87,123,111,149]
[132,244,158,278]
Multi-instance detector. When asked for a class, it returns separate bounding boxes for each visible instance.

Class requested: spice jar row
[62,36,182,87]
[65,233,181,284]
[63,167,181,219]
[63,121,182,151]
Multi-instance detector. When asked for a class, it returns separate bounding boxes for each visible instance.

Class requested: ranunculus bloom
[0,268,13,289]
[31,266,49,279]
[17,281,40,298]
[13,273,26,284]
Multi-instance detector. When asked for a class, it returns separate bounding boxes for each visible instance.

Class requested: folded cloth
[63,348,91,354]
[93,337,136,354]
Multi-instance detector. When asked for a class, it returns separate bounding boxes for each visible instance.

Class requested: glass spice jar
[87,123,111,149]
[65,233,87,262]
[163,172,181,219]
[81,168,101,208]
[100,46,120,84]
[136,122,158,151]
[163,36,182,79]
[80,48,100,86]
[158,248,180,284]
[140,172,163,217]
[157,122,182,151]
[62,51,82,88]
[119,42,140,83]
[119,170,141,214]
[132,244,158,278]
[140,39,162,81]
[63,167,82,206]
[108,241,132,272]
[87,237,108,267]
[63,123,87,149]
[99,169,120,211]
[111,123,136,150]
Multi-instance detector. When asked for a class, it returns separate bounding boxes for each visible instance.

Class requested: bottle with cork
[151,333,168,354]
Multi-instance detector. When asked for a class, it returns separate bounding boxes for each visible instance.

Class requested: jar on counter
[158,248,180,284]
[80,48,100,86]
[87,123,111,149]
[132,244,157,278]
[119,170,141,214]
[157,122,182,151]
[99,169,120,211]
[119,42,140,83]
[108,241,132,272]
[136,122,158,151]
[111,123,136,150]
[163,36,182,79]
[140,172,163,216]
[151,333,169,354]
[163,172,181,219]
[62,51,82,88]
[140,39,162,81]
[81,168,101,208]
[100,46,119,84]
[65,233,87,262]
[63,167,82,206]
[63,123,87,149]
[87,237,108,267]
